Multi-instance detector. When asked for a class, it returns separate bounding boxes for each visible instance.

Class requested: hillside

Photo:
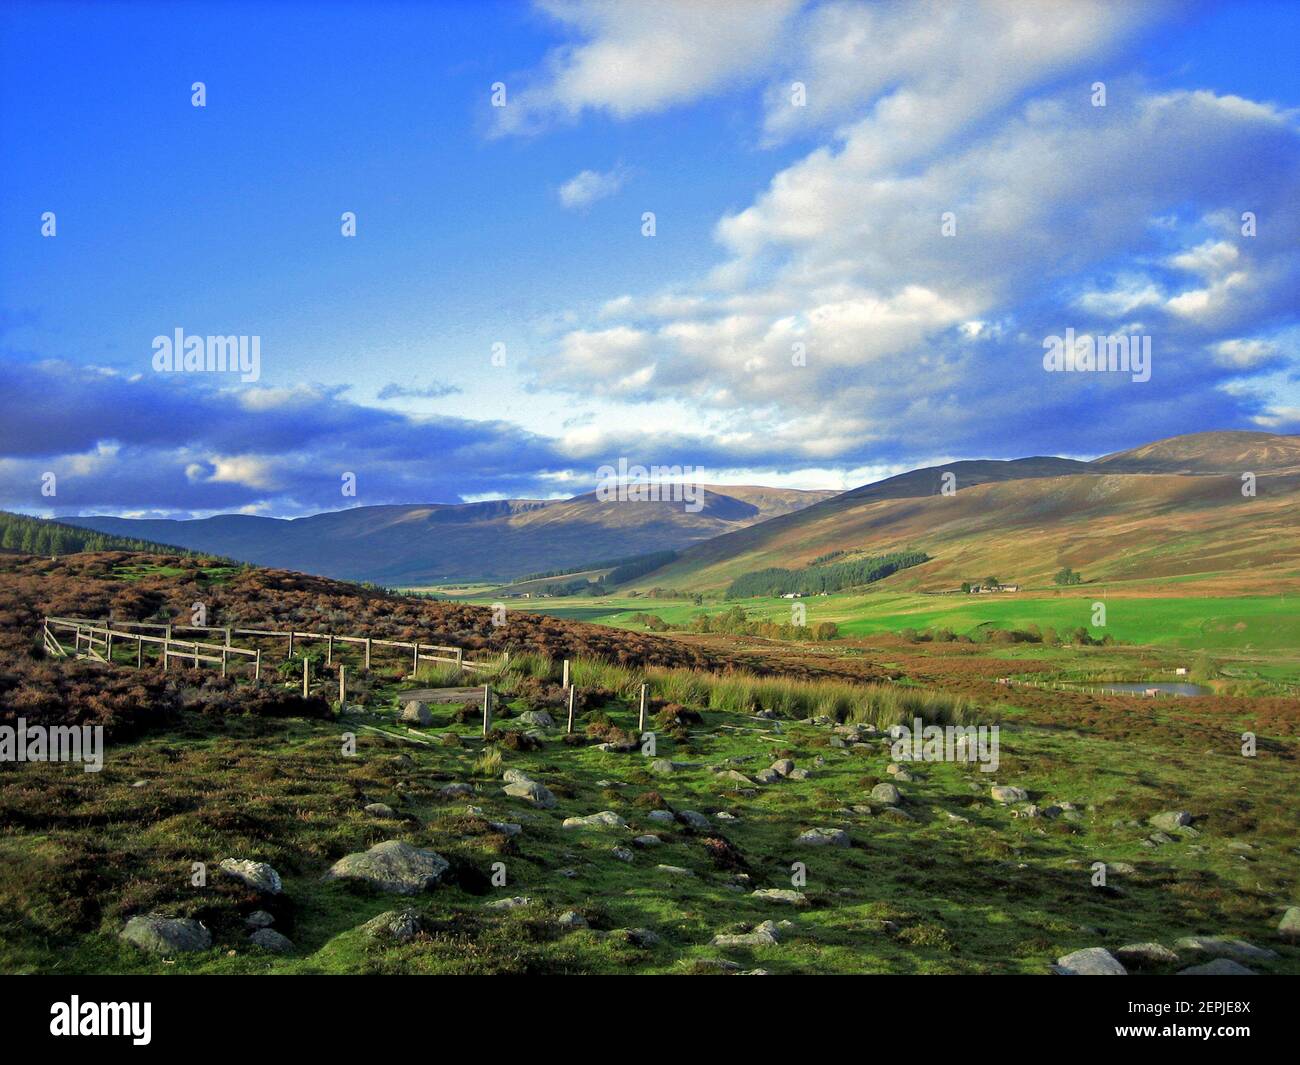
[63,486,834,586]
[627,432,1300,594]
[0,510,196,557]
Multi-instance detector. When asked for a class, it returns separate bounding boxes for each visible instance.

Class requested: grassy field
[451,590,1300,654]
[2,660,1295,975]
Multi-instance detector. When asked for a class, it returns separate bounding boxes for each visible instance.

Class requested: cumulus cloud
[493,0,801,134]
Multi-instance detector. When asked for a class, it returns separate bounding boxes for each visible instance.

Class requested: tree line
[725,549,930,599]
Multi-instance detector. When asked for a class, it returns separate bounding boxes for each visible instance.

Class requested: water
[1090,682,1211,697]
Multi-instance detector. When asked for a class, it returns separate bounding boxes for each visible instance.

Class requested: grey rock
[1178,959,1256,976]
[245,910,275,929]
[556,910,588,929]
[517,710,554,728]
[870,783,902,805]
[1174,936,1277,963]
[754,769,781,784]
[248,928,293,953]
[562,810,627,830]
[648,759,676,775]
[751,888,808,906]
[1278,906,1300,942]
[991,785,1028,803]
[633,834,662,846]
[399,701,433,726]
[770,759,795,777]
[219,858,283,895]
[647,809,675,823]
[657,864,693,876]
[622,928,660,948]
[360,908,425,943]
[120,915,211,954]
[1115,942,1180,968]
[796,828,850,847]
[439,782,473,799]
[323,840,450,895]
[712,920,782,948]
[488,821,522,838]
[1149,810,1193,832]
[484,896,531,911]
[501,768,532,784]
[502,780,556,809]
[1056,947,1127,975]
[677,810,711,829]
[364,802,397,818]
[717,769,756,786]
[611,846,635,862]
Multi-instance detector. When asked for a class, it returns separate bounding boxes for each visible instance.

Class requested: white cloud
[494,0,800,134]
[558,165,627,208]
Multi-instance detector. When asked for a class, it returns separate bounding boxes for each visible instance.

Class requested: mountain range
[60,431,1300,593]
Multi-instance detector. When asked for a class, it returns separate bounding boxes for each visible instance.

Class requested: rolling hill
[61,486,833,585]
[623,431,1300,594]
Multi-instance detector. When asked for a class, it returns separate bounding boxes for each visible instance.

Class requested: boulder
[1055,947,1127,975]
[364,802,397,818]
[438,783,473,800]
[502,780,556,809]
[360,908,425,943]
[1178,959,1256,976]
[647,809,675,824]
[517,710,554,728]
[751,888,808,906]
[484,896,531,911]
[562,811,627,830]
[796,828,850,847]
[712,920,782,948]
[870,783,902,806]
[677,810,711,829]
[120,915,211,954]
[1278,906,1300,943]
[770,759,795,777]
[248,928,293,953]
[648,759,676,775]
[245,910,275,929]
[991,785,1028,803]
[219,858,283,895]
[1173,936,1277,964]
[399,701,433,726]
[1149,811,1193,832]
[1115,943,1180,969]
[557,910,588,929]
[323,840,450,895]
[611,846,635,862]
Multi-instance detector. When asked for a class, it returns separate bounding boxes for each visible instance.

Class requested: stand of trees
[725,549,930,599]
[0,511,190,557]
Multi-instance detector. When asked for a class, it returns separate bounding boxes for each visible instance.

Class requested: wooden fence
[41,616,505,690]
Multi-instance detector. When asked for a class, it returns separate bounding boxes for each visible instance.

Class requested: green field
[452,590,1300,654]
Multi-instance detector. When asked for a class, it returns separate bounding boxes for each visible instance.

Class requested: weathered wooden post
[364,637,372,670]
[193,642,200,669]
[136,636,143,669]
[165,622,173,640]
[162,639,169,671]
[455,647,463,669]
[326,634,333,666]
[302,656,309,697]
[225,626,232,648]
[413,642,420,675]
[338,664,347,706]
[287,631,295,659]
[482,684,492,736]
[221,646,228,677]
[562,659,570,689]
[638,683,648,733]
[106,631,114,663]
[567,685,576,735]
[255,647,262,683]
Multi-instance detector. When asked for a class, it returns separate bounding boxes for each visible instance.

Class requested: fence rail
[40,616,504,688]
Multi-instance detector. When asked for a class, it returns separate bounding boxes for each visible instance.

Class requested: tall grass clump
[503,651,554,680]
[410,662,465,688]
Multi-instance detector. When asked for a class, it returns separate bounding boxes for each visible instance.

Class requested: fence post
[365,638,371,670]
[162,640,169,671]
[193,642,199,669]
[255,648,262,683]
[288,631,294,659]
[455,647,463,668]
[638,683,648,733]
[221,646,228,678]
[562,659,570,689]
[567,685,576,735]
[413,642,420,675]
[225,626,232,648]
[326,634,333,666]
[482,684,492,736]
[339,664,347,707]
[136,636,143,669]
[106,631,113,663]
[302,656,309,697]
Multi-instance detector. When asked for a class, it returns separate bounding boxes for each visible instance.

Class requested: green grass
[2,674,1295,975]
[455,590,1300,654]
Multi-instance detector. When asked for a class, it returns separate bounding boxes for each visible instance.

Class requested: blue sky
[1,0,1298,518]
